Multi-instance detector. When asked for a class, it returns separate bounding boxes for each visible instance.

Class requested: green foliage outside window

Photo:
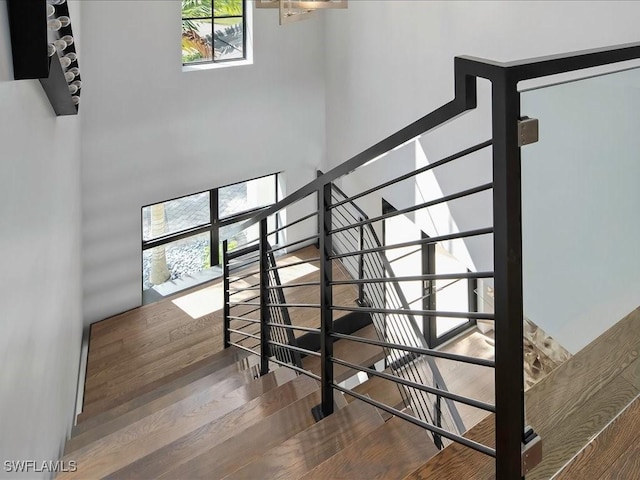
[182,0,245,64]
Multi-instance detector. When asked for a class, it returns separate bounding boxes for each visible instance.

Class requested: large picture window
[181,0,246,65]
[141,173,279,300]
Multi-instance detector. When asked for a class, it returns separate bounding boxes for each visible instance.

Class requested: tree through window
[182,0,246,65]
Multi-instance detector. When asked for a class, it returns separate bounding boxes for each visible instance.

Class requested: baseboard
[73,326,90,425]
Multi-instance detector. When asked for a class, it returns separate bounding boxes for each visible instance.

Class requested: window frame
[141,173,280,284]
[181,0,247,66]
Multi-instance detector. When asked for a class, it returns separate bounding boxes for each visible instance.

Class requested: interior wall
[0,0,83,475]
[80,1,326,324]
[324,0,640,350]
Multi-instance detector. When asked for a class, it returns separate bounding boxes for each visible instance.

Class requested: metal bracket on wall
[518,117,539,146]
[521,425,543,475]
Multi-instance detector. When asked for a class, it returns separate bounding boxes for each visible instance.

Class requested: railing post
[492,70,525,480]
[319,184,334,417]
[222,239,231,349]
[357,221,366,306]
[434,386,443,450]
[259,218,271,376]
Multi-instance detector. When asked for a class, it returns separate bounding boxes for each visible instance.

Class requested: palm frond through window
[181,0,245,64]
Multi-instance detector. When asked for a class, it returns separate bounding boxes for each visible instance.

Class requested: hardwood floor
[224,399,385,480]
[62,370,314,479]
[299,415,440,480]
[403,307,640,480]
[82,246,357,417]
[302,323,385,383]
[555,395,640,480]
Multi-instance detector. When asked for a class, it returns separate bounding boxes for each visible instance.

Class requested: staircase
[64,43,640,479]
[60,342,443,479]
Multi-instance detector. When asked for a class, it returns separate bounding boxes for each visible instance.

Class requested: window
[181,0,246,65]
[141,173,279,299]
[382,200,475,349]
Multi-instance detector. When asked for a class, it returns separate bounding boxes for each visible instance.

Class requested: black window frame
[141,173,280,283]
[181,0,247,66]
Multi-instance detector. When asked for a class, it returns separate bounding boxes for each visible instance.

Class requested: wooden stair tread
[403,414,495,480]
[555,395,640,480]
[525,307,640,479]
[66,360,260,454]
[85,311,219,384]
[348,369,407,420]
[404,307,640,480]
[300,415,440,480]
[598,435,640,480]
[226,398,385,480]
[59,369,308,480]
[303,323,385,383]
[75,346,252,430]
[154,390,349,480]
[79,344,251,420]
[83,337,218,411]
[351,369,406,406]
[107,388,324,480]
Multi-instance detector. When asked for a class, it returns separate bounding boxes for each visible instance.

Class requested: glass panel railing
[520,66,640,479]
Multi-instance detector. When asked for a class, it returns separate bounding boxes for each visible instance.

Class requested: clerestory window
[181,0,246,65]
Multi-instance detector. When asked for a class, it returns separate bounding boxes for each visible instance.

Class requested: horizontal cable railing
[329,140,493,211]
[329,183,466,443]
[328,183,494,236]
[328,227,494,260]
[332,305,494,320]
[221,140,497,456]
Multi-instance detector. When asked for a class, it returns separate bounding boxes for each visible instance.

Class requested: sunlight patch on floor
[172,282,225,319]
[171,253,320,319]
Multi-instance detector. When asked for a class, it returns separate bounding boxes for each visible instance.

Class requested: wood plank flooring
[225,399,386,480]
[403,306,640,480]
[302,323,385,383]
[300,415,440,480]
[60,371,314,480]
[555,394,640,480]
[82,246,357,418]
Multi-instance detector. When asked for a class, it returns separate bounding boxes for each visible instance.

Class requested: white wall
[80,1,326,324]
[324,1,640,351]
[0,1,83,476]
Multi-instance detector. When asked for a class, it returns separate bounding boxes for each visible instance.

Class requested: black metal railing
[220,42,640,479]
[224,235,305,372]
[329,183,466,446]
[223,150,497,456]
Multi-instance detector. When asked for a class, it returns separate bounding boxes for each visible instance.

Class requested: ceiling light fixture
[256,0,347,25]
